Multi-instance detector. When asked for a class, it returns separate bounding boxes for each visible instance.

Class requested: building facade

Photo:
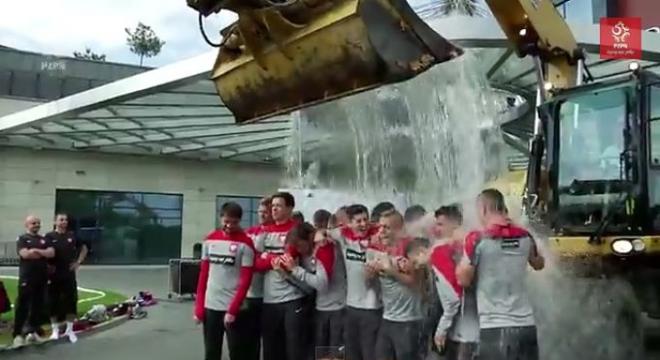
[0,47,283,264]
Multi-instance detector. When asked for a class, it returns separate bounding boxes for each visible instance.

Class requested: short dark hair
[371,202,396,222]
[260,197,272,207]
[346,204,369,220]
[405,237,431,256]
[221,202,243,219]
[54,213,68,220]
[479,188,507,214]
[434,204,463,224]
[293,211,305,223]
[404,205,426,223]
[286,222,316,246]
[313,209,332,226]
[272,192,295,208]
[328,214,338,228]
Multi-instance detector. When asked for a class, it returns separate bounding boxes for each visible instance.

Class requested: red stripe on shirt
[314,243,335,281]
[431,244,462,297]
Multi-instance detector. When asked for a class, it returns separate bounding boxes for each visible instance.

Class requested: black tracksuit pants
[315,309,345,359]
[48,274,78,322]
[262,298,308,360]
[344,307,382,360]
[244,297,263,360]
[13,276,46,337]
[203,308,252,360]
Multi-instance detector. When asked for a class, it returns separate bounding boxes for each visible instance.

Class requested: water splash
[283,48,647,360]
[285,50,511,220]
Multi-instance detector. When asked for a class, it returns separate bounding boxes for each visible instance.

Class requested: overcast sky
[0,0,454,68]
[0,0,238,67]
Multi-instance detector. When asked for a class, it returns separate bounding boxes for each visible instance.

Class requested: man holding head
[457,189,545,360]
[13,215,55,347]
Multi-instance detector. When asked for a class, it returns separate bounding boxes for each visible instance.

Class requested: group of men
[12,213,89,347]
[195,188,545,360]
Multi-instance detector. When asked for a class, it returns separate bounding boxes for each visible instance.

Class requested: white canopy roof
[0,17,658,163]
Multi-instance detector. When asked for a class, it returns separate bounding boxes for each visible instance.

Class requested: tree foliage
[436,0,487,17]
[73,47,106,62]
[124,22,165,66]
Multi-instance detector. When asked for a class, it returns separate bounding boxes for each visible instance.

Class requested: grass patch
[0,276,127,346]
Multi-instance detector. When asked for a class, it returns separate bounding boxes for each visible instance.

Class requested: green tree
[73,47,107,61]
[124,22,166,66]
[437,0,486,16]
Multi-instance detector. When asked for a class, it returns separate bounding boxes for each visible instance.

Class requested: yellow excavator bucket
[188,0,463,123]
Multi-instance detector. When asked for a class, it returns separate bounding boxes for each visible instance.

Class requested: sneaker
[12,336,25,348]
[65,330,78,344]
[26,332,45,343]
[49,329,59,341]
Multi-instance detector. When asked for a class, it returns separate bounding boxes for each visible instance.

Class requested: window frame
[215,195,263,230]
[649,83,660,168]
[54,188,184,265]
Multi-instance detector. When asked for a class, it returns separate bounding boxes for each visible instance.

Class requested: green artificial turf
[0,277,127,346]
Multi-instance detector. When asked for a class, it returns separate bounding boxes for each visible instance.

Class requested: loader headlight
[611,239,633,255]
[632,239,646,252]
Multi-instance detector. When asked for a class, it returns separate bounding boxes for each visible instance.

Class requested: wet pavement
[0,267,658,360]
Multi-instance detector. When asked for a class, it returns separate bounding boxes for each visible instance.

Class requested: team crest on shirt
[40,239,46,245]
[229,243,238,254]
[278,234,286,244]
[68,238,73,243]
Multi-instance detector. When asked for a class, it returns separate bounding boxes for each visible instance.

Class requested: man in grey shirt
[327,204,381,360]
[368,212,425,360]
[457,189,545,360]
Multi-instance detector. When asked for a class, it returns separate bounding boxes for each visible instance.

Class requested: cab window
[651,85,660,166]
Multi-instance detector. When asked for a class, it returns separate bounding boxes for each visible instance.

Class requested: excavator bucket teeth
[208,0,463,123]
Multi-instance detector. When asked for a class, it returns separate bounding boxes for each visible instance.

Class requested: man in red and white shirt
[195,202,255,360]
[243,197,272,360]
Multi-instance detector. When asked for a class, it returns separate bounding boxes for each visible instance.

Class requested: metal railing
[0,242,18,266]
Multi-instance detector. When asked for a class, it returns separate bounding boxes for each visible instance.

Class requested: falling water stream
[283,48,646,360]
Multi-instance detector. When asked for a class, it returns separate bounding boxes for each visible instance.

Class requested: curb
[0,315,129,353]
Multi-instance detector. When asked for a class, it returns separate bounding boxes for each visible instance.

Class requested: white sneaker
[26,332,45,343]
[65,330,78,344]
[49,329,59,341]
[12,336,25,348]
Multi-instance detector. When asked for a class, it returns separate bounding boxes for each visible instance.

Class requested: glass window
[55,189,183,265]
[558,86,628,186]
[651,85,660,166]
[651,85,660,120]
[652,120,660,166]
[216,196,262,229]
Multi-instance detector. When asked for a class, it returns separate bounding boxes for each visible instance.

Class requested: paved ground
[0,267,658,360]
[1,267,207,360]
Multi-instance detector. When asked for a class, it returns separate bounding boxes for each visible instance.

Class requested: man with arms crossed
[457,189,545,360]
[13,215,54,347]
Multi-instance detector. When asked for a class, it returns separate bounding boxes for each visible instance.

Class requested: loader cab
[539,70,660,236]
